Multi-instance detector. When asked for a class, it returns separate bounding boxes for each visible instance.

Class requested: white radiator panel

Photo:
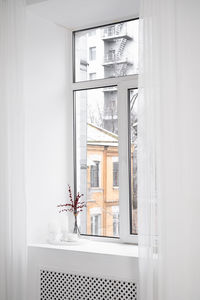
[40,269,137,300]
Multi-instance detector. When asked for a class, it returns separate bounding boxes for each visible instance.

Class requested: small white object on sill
[47,215,73,244]
[61,232,79,243]
[47,220,62,244]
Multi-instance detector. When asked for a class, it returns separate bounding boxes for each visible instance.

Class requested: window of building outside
[89,47,96,61]
[89,72,96,80]
[73,19,138,242]
[113,209,120,237]
[90,161,100,187]
[91,214,101,235]
[113,161,119,187]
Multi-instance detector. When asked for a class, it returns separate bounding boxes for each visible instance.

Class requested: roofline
[87,122,118,140]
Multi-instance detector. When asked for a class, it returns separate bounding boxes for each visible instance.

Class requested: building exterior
[86,123,119,237]
[86,20,138,134]
[86,123,137,237]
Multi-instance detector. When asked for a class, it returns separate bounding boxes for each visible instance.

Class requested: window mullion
[118,84,130,242]
[72,75,138,92]
[118,80,138,244]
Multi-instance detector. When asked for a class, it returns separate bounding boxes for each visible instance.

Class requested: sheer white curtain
[138,0,200,299]
[0,1,26,300]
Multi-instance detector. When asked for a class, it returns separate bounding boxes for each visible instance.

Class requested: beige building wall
[86,144,119,236]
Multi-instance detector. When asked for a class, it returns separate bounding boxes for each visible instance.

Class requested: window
[90,161,100,187]
[75,87,119,237]
[89,73,96,80]
[74,19,139,82]
[89,47,96,61]
[105,50,116,63]
[113,161,119,187]
[112,206,120,237]
[73,19,138,243]
[113,214,119,237]
[91,214,101,235]
[79,60,88,81]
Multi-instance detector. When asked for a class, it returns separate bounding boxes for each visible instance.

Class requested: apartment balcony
[101,23,133,41]
[102,53,132,66]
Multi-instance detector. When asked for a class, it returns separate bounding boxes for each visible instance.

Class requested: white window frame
[118,79,138,244]
[72,21,138,245]
[73,77,138,244]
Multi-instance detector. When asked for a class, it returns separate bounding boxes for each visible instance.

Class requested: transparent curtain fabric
[138,0,162,298]
[138,0,200,300]
[0,1,26,300]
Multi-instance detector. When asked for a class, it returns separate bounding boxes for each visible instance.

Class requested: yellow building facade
[85,123,137,237]
[86,124,119,237]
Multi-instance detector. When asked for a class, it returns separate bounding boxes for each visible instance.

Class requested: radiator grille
[40,270,137,300]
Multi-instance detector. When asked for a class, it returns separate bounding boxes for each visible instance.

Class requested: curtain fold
[138,0,200,299]
[138,0,161,298]
[0,1,26,300]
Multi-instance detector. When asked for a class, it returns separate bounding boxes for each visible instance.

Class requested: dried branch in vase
[57,185,86,235]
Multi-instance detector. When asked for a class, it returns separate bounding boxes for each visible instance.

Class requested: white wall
[24,12,139,300]
[25,11,73,244]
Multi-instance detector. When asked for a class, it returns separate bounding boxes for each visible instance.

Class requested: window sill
[28,239,138,258]
[113,186,119,189]
[89,188,103,193]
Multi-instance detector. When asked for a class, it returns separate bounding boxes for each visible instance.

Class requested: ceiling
[26,0,139,30]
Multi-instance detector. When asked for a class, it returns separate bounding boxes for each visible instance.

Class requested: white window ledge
[28,240,138,258]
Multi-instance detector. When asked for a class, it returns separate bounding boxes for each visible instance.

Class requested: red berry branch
[57,185,86,216]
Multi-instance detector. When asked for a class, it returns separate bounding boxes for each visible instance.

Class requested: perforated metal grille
[40,270,137,300]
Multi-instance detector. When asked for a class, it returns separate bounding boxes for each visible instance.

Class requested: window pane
[89,47,96,61]
[113,161,119,187]
[112,207,120,237]
[129,88,138,235]
[74,19,139,82]
[90,161,99,187]
[89,72,96,80]
[91,215,101,235]
[75,87,119,237]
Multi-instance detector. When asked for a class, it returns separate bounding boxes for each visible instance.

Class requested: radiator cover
[40,269,137,300]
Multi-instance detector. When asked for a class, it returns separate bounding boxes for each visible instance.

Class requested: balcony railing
[103,53,128,64]
[102,23,131,40]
